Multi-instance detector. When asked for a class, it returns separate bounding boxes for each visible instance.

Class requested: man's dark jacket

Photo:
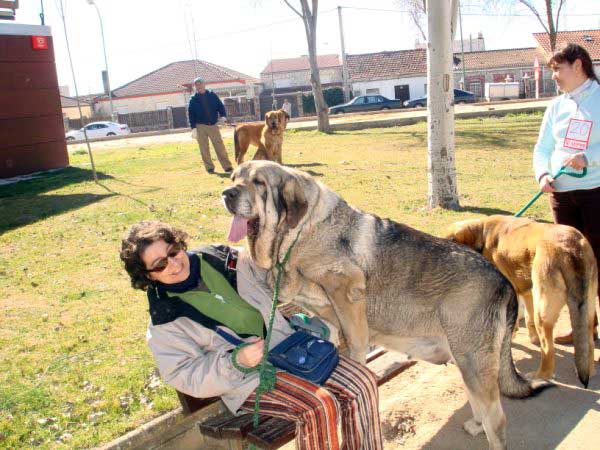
[188,90,226,128]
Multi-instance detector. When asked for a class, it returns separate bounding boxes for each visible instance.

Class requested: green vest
[165,255,265,338]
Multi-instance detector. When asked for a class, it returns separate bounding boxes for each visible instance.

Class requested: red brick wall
[0,33,69,178]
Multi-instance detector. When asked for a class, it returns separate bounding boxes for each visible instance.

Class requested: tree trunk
[299,1,331,132]
[426,0,459,209]
[544,0,557,52]
[307,41,331,132]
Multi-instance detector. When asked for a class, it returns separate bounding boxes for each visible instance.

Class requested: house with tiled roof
[347,49,427,102]
[533,29,600,77]
[94,59,260,116]
[260,54,343,93]
[454,47,550,98]
[60,96,91,120]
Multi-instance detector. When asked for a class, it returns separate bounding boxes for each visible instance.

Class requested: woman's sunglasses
[145,244,182,273]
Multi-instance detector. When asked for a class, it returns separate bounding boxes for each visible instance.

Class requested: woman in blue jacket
[533,44,600,346]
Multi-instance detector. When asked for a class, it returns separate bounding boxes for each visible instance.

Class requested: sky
[11,0,600,97]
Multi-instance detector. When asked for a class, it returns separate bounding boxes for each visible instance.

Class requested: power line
[340,5,600,17]
[115,7,338,57]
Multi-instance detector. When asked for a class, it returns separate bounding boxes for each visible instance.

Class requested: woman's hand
[235,337,265,368]
[563,152,588,170]
[539,174,556,193]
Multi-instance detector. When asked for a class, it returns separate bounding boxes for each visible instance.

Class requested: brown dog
[234,109,289,165]
[445,215,597,385]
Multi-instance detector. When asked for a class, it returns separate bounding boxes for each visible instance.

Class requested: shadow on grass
[459,205,515,215]
[0,167,137,234]
[0,167,112,198]
[0,192,115,234]
[285,162,327,168]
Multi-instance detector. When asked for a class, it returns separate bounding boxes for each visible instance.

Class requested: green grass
[0,114,552,449]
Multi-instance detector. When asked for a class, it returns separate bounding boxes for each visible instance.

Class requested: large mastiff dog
[222,161,551,450]
[445,215,597,386]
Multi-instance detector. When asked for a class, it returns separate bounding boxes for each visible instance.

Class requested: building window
[366,88,380,94]
[353,90,361,97]
[117,106,129,115]
[155,102,169,110]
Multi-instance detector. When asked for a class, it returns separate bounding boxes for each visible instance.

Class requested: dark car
[329,95,403,114]
[403,89,476,108]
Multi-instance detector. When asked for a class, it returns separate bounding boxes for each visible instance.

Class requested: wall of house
[351,76,427,100]
[453,67,555,98]
[95,82,257,116]
[95,92,188,116]
[261,67,342,90]
[62,105,92,120]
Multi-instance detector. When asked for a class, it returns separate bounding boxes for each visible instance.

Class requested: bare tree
[284,0,331,132]
[487,0,567,52]
[426,0,460,209]
[395,0,427,42]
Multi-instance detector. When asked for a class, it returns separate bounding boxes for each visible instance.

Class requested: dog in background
[445,215,597,386]
[234,109,289,165]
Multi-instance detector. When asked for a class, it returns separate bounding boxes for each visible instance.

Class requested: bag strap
[215,327,245,346]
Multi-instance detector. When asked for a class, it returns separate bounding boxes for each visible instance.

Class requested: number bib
[564,118,593,151]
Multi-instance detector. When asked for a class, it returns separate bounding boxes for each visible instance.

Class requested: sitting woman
[119,220,383,450]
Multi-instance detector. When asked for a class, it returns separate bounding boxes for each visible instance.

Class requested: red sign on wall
[31,36,48,50]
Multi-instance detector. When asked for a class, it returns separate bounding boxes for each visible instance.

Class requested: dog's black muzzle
[222,187,240,213]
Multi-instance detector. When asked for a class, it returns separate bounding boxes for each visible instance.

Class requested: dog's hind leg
[531,275,563,380]
[520,292,539,345]
[453,352,507,450]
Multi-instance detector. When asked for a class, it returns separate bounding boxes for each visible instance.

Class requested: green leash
[231,235,300,444]
[514,165,587,217]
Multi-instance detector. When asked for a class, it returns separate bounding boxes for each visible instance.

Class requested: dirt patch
[379,308,600,449]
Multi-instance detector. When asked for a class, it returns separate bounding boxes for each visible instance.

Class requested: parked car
[403,89,476,108]
[66,121,131,141]
[329,95,403,114]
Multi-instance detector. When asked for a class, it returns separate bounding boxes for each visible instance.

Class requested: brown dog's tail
[498,283,554,398]
[563,239,596,388]
[234,128,240,162]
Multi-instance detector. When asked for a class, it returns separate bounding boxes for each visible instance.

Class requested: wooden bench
[175,305,416,449]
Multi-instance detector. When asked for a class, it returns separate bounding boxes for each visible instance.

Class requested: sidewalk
[67,99,551,152]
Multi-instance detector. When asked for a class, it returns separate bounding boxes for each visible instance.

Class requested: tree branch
[555,0,566,34]
[283,0,303,18]
[518,0,550,35]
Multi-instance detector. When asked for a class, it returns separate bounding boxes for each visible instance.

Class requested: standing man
[281,98,293,118]
[188,77,234,174]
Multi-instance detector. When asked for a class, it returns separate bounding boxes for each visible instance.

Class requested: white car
[66,121,131,141]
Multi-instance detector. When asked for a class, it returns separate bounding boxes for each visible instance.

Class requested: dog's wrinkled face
[222,161,308,268]
[264,109,289,133]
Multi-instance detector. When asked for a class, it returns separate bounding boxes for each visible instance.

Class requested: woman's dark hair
[548,43,599,82]
[120,221,189,291]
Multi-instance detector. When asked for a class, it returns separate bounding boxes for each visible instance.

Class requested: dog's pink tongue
[227,215,248,242]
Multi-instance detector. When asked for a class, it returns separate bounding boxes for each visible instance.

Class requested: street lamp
[87,0,114,118]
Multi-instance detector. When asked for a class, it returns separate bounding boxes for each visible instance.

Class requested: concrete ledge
[295,105,547,132]
[96,401,227,450]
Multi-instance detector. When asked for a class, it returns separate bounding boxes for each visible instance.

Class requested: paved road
[68,99,551,153]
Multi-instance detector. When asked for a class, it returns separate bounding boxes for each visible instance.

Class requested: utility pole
[337,6,350,102]
[458,0,466,90]
[87,0,114,119]
[57,0,97,182]
[426,0,459,209]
